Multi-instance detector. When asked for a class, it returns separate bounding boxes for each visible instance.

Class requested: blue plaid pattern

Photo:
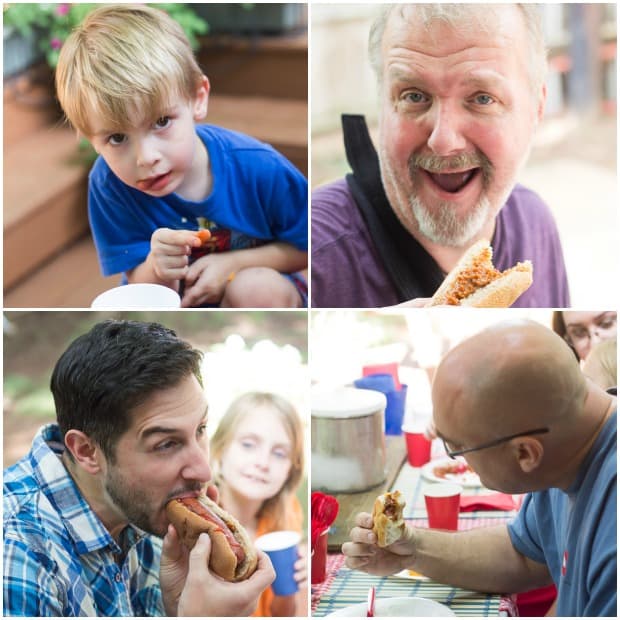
[4,424,165,616]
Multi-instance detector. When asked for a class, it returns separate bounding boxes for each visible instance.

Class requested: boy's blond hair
[55,4,204,137]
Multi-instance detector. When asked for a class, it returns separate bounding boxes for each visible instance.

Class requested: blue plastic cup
[354,374,407,435]
[385,383,408,435]
[353,373,396,393]
[255,530,301,595]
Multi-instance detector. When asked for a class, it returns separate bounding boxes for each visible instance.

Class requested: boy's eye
[155,116,171,129]
[108,133,126,145]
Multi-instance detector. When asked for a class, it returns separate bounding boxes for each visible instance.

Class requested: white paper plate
[421,458,482,488]
[326,596,455,617]
[91,283,180,308]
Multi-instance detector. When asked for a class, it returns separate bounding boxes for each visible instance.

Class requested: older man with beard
[3,320,274,617]
[311,4,570,308]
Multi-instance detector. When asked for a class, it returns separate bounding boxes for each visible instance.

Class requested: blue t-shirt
[508,411,617,617]
[88,124,308,277]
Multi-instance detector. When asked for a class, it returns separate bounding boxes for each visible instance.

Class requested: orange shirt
[251,495,303,617]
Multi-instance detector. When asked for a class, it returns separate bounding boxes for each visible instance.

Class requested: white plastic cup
[91,284,181,308]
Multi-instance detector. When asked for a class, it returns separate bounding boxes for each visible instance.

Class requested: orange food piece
[196,229,211,244]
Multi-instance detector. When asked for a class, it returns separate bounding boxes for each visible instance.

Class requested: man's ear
[511,437,544,474]
[64,430,104,475]
[193,75,210,121]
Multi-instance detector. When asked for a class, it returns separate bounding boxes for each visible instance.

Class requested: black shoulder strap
[342,114,444,301]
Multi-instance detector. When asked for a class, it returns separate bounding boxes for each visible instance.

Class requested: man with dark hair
[4,320,274,616]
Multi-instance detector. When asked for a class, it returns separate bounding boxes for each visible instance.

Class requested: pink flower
[50,37,63,50]
[55,4,70,16]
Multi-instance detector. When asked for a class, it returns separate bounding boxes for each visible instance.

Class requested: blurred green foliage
[3,3,208,68]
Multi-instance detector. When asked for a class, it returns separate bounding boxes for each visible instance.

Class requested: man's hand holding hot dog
[160,524,275,616]
[160,484,275,616]
[342,511,415,577]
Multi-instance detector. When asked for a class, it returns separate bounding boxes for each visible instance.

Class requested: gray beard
[409,193,493,246]
[379,148,496,247]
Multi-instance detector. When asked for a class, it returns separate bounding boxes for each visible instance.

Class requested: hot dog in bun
[372,491,406,547]
[426,240,533,307]
[166,495,258,582]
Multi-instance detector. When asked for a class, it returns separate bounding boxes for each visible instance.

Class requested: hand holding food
[372,491,406,547]
[342,509,415,577]
[150,228,202,281]
[166,494,258,582]
[427,240,533,307]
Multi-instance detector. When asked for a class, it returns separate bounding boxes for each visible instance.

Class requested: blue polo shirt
[508,411,617,616]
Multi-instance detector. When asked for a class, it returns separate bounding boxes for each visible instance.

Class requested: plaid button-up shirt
[4,424,165,616]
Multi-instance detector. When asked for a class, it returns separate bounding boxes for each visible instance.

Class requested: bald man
[342,320,616,617]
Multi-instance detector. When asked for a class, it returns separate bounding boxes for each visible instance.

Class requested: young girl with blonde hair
[210,392,307,616]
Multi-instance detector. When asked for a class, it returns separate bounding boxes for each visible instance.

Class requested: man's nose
[181,443,212,483]
[135,136,161,168]
[426,102,467,156]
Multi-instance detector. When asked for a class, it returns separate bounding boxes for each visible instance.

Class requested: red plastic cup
[424,483,462,530]
[311,529,329,584]
[363,363,401,390]
[402,424,432,467]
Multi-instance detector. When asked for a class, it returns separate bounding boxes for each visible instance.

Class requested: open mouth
[425,168,480,194]
[138,171,171,192]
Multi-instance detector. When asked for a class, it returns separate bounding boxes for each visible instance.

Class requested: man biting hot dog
[3,320,275,616]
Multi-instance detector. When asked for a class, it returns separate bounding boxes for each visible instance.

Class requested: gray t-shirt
[311,178,570,308]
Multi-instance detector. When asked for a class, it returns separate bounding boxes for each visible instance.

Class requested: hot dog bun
[372,491,406,547]
[166,495,258,582]
[426,240,533,307]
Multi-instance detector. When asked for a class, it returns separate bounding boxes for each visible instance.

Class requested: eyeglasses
[564,312,616,347]
[442,427,550,459]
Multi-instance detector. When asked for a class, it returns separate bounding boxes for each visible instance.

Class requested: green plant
[4,3,208,68]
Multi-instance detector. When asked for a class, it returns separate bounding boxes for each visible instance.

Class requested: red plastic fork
[367,586,376,617]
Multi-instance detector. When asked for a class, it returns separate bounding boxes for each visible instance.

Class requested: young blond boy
[56,4,307,308]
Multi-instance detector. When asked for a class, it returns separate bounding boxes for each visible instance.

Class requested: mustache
[409,151,493,184]
[164,482,204,504]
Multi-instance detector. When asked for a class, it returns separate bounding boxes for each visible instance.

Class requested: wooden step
[3,126,90,290]
[207,95,307,175]
[197,32,307,101]
[3,63,63,149]
[4,235,118,308]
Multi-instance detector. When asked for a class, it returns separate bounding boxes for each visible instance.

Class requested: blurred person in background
[552,311,617,361]
[312,3,569,308]
[583,338,617,395]
[210,392,307,616]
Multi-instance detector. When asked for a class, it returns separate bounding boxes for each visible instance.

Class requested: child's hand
[150,228,202,281]
[181,253,239,307]
[294,544,308,585]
